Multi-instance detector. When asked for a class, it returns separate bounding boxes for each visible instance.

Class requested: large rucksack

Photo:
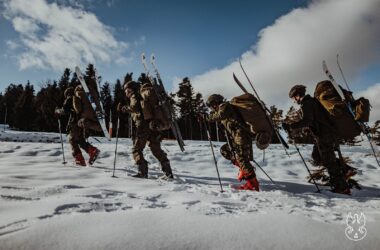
[314,80,370,140]
[139,83,171,131]
[230,93,273,149]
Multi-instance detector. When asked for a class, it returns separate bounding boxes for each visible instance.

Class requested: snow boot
[330,177,351,195]
[132,162,148,179]
[236,172,260,191]
[74,153,86,167]
[160,161,174,179]
[87,146,100,165]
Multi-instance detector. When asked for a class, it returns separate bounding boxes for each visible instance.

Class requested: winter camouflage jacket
[120,93,149,132]
[207,102,251,145]
[290,94,336,137]
[73,86,97,121]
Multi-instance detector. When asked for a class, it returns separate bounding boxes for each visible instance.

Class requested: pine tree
[3,84,24,128]
[13,81,36,131]
[100,81,112,130]
[58,68,71,92]
[34,81,61,132]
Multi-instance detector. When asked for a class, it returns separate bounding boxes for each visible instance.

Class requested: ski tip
[151,54,155,60]
[141,53,146,60]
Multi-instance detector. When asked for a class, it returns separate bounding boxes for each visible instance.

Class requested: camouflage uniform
[120,92,172,178]
[56,87,99,165]
[73,85,103,135]
[289,94,348,191]
[207,102,254,177]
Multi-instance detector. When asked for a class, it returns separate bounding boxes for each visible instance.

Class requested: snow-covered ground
[0,130,379,250]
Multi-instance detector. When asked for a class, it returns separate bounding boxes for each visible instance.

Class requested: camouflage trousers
[312,136,348,190]
[132,130,170,175]
[220,143,254,176]
[69,123,91,156]
[77,118,102,136]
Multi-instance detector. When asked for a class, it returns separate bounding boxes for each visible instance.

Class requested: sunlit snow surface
[0,130,379,249]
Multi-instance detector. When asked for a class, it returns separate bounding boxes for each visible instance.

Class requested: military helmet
[64,87,74,98]
[289,85,306,98]
[123,81,140,91]
[206,94,225,107]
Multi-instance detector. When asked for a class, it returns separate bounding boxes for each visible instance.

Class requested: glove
[117,103,128,114]
[281,122,291,133]
[54,107,63,117]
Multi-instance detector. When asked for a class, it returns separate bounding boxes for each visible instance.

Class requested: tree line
[0,64,255,141]
[6,64,374,145]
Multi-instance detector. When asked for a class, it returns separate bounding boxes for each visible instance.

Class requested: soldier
[118,80,173,179]
[55,87,100,166]
[282,85,350,194]
[206,94,259,191]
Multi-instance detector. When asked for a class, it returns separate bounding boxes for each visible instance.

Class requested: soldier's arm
[207,103,230,122]
[122,94,140,113]
[72,96,83,114]
[290,102,314,130]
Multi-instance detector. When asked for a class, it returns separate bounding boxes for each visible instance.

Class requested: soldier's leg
[311,144,322,166]
[132,133,149,177]
[317,139,348,192]
[69,125,86,166]
[148,132,172,177]
[235,144,255,177]
[234,143,259,191]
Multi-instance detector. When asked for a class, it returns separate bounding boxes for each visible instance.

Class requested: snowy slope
[0,130,380,250]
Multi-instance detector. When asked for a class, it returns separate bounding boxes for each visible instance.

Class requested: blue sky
[0,0,309,90]
[1,0,380,120]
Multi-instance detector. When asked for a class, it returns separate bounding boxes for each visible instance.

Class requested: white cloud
[357,83,380,122]
[2,0,129,71]
[189,0,380,113]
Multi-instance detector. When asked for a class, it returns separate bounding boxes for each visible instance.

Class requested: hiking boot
[87,146,100,165]
[236,176,260,191]
[158,174,173,181]
[133,162,148,178]
[74,153,86,167]
[161,161,174,179]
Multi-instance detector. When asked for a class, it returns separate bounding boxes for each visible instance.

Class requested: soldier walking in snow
[205,94,260,191]
[55,86,100,166]
[282,85,351,194]
[118,80,174,179]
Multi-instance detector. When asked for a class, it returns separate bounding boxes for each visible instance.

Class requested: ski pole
[225,129,277,186]
[58,118,67,165]
[293,142,320,193]
[203,118,224,192]
[112,117,120,178]
[252,159,277,186]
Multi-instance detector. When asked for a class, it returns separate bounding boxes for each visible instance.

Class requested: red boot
[237,174,260,191]
[87,146,100,165]
[74,153,86,167]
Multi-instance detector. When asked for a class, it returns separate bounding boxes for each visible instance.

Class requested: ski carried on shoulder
[233,72,290,155]
[75,66,110,140]
[322,60,380,167]
[140,53,185,151]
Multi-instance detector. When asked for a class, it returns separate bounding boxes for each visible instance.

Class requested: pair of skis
[141,53,185,152]
[75,66,110,141]
[322,60,380,167]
